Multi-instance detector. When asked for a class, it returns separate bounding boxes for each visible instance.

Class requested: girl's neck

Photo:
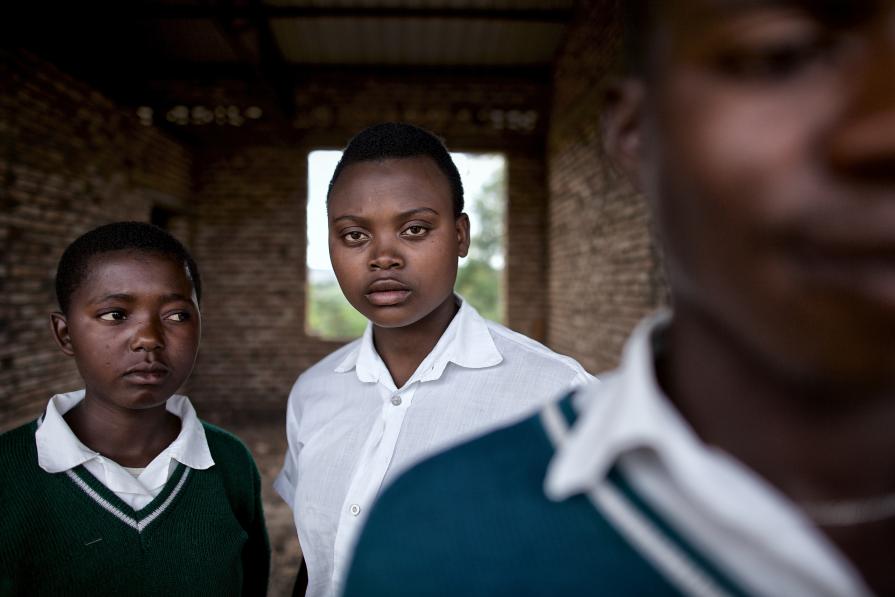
[659,305,895,504]
[373,296,460,388]
[64,395,180,468]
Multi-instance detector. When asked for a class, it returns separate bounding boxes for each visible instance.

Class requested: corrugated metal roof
[34,0,576,69]
[271,18,567,65]
[258,0,576,66]
[132,19,242,63]
[16,0,576,122]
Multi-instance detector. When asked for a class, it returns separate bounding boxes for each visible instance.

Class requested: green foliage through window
[455,160,505,322]
[307,279,368,339]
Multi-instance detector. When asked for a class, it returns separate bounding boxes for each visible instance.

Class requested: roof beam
[114,62,552,83]
[292,63,553,83]
[110,6,574,24]
[249,0,297,119]
[210,0,297,119]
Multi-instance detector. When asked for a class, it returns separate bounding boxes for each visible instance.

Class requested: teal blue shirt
[344,393,749,597]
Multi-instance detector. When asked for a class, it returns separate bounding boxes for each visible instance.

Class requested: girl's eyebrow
[94,292,134,302]
[331,214,366,225]
[396,207,439,219]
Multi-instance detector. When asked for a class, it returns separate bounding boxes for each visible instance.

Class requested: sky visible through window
[306,150,506,340]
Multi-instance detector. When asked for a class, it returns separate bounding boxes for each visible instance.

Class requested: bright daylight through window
[306,150,507,340]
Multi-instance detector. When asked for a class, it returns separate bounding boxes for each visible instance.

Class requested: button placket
[333,382,419,586]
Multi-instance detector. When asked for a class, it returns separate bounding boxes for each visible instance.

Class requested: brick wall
[546,0,667,374]
[505,149,548,340]
[0,54,554,424]
[188,145,343,421]
[0,50,193,430]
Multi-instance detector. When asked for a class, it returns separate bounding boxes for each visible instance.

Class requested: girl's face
[52,250,201,411]
[631,0,895,386]
[327,156,470,332]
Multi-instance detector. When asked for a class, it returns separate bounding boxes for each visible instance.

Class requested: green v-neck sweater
[0,420,270,597]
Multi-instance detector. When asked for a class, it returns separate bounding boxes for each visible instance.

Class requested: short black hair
[55,221,202,314]
[328,122,464,217]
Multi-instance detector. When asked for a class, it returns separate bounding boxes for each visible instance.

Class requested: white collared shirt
[544,313,873,597]
[36,390,215,511]
[275,298,593,597]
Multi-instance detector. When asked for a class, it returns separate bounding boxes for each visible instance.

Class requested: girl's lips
[124,370,169,385]
[797,252,895,309]
[365,289,412,306]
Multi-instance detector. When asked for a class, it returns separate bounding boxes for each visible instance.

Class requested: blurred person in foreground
[343,1,895,595]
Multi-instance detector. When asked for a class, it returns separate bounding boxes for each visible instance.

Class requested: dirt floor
[231,421,301,597]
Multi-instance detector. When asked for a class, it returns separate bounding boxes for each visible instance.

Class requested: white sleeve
[273,381,302,508]
[572,368,598,388]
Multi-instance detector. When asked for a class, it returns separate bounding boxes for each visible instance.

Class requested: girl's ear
[50,312,75,356]
[455,213,471,258]
[603,78,647,190]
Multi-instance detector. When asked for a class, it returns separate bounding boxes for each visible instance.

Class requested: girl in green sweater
[0,222,269,597]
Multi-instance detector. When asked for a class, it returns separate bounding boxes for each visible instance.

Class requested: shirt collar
[164,394,215,470]
[35,390,214,474]
[545,311,693,500]
[36,390,96,473]
[333,295,503,386]
[542,313,876,597]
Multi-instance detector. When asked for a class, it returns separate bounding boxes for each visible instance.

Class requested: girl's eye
[717,37,835,81]
[404,225,428,237]
[343,231,368,243]
[99,311,126,321]
[166,312,191,322]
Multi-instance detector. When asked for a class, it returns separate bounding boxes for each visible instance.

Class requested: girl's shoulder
[201,421,253,458]
[0,420,38,462]
[198,421,260,481]
[0,421,41,488]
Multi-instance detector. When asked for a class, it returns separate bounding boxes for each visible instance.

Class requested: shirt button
[390,395,402,406]
[349,504,361,516]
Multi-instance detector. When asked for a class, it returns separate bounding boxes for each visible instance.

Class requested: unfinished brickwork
[187,145,338,422]
[546,0,667,374]
[0,52,553,427]
[2,7,665,423]
[0,50,193,430]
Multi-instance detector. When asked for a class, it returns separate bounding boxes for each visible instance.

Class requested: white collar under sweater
[36,390,214,511]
